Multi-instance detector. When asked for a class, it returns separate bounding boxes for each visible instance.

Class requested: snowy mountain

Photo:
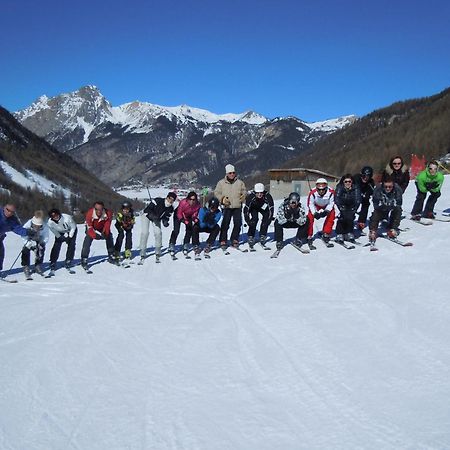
[1,179,450,449]
[15,87,355,186]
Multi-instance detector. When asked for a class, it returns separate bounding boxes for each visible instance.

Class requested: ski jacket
[307,187,335,214]
[198,207,222,229]
[0,208,27,238]
[85,207,113,239]
[243,191,274,220]
[372,184,403,211]
[276,200,307,226]
[176,198,200,223]
[22,219,49,245]
[381,159,410,193]
[335,181,361,212]
[47,213,77,238]
[415,168,444,193]
[214,176,247,209]
[144,198,175,223]
[354,175,375,201]
[115,210,135,231]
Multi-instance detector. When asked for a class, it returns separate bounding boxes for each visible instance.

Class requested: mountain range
[15,86,355,187]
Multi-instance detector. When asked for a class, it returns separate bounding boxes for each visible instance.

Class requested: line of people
[0,159,445,278]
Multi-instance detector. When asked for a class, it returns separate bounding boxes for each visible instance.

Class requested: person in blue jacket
[0,203,30,278]
[192,197,222,255]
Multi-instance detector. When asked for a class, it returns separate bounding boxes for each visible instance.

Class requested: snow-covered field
[1,180,450,449]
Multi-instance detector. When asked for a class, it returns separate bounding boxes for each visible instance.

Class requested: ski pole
[8,247,23,272]
[437,161,450,174]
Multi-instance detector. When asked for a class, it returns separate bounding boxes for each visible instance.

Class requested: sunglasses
[227,171,236,174]
[344,180,352,184]
[384,184,394,189]
[392,162,402,165]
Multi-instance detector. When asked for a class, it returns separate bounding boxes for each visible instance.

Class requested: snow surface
[308,115,357,132]
[1,179,450,449]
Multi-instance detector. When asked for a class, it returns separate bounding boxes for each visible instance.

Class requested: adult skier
[243,183,274,249]
[306,178,335,245]
[0,203,29,280]
[214,164,247,249]
[274,192,308,250]
[410,160,444,220]
[381,156,410,193]
[21,210,49,278]
[139,192,177,260]
[80,201,114,269]
[334,174,361,243]
[47,208,77,271]
[169,191,200,255]
[354,166,375,231]
[114,201,135,261]
[192,197,222,255]
[369,176,403,242]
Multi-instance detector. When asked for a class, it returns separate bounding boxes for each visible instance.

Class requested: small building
[269,168,340,200]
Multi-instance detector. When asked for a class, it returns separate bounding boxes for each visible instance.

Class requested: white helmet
[254,183,264,193]
[316,178,328,185]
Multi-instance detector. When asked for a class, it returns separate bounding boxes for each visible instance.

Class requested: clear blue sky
[1,0,449,121]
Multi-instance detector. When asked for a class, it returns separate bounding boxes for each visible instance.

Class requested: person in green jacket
[411,160,444,219]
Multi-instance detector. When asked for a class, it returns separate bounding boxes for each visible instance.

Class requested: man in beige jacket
[214,164,247,249]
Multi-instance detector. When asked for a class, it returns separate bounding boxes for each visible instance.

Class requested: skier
[47,208,77,271]
[354,166,375,231]
[114,201,135,261]
[306,178,335,246]
[334,174,361,243]
[80,201,114,269]
[139,192,177,260]
[21,211,49,278]
[214,164,247,249]
[274,192,309,250]
[410,160,444,220]
[243,183,274,249]
[368,176,403,242]
[192,197,222,255]
[169,192,200,256]
[381,156,410,193]
[0,203,29,280]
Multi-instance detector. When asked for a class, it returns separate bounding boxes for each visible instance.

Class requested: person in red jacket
[80,201,115,269]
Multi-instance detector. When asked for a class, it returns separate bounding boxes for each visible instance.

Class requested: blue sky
[1,0,449,121]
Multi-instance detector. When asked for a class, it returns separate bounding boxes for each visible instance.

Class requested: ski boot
[344,232,356,243]
[368,230,377,243]
[64,259,72,269]
[124,249,132,260]
[276,241,283,250]
[182,243,190,257]
[232,239,240,249]
[248,236,255,250]
[81,258,89,270]
[204,244,212,258]
[220,240,228,250]
[307,237,316,250]
[35,264,44,276]
[335,234,344,244]
[322,233,331,244]
[23,265,32,279]
[387,229,398,239]
[411,214,422,221]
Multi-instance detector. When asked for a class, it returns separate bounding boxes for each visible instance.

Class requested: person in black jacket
[381,156,410,193]
[368,176,403,243]
[243,183,274,248]
[334,174,361,243]
[139,192,177,259]
[354,166,375,231]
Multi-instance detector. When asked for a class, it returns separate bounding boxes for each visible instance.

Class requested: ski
[170,252,178,261]
[204,253,211,259]
[347,239,363,246]
[0,277,18,283]
[321,238,334,248]
[183,250,192,259]
[231,245,248,253]
[335,240,355,250]
[270,249,282,258]
[381,235,413,247]
[307,241,317,251]
[431,217,450,223]
[410,217,432,226]
[194,253,202,261]
[66,267,76,274]
[249,246,257,252]
[290,242,310,254]
[155,255,161,263]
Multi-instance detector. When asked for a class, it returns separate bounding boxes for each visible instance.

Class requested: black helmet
[288,192,300,204]
[361,166,373,177]
[121,201,132,209]
[208,197,220,210]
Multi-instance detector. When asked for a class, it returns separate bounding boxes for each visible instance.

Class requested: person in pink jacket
[168,191,201,254]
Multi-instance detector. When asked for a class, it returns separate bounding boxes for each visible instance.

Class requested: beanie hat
[254,183,265,193]
[31,210,44,226]
[225,164,235,174]
[167,192,177,201]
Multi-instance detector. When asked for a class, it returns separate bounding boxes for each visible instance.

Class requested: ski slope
[1,180,450,449]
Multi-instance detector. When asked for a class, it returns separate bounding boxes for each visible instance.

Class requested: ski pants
[274,219,308,244]
[22,242,45,267]
[411,183,441,216]
[192,225,220,246]
[336,209,356,235]
[50,228,78,264]
[357,197,371,225]
[307,208,335,237]
[219,208,242,243]
[139,216,162,256]
[81,232,114,259]
[169,214,181,245]
[246,208,271,239]
[369,206,402,231]
[0,234,5,271]
[114,224,132,253]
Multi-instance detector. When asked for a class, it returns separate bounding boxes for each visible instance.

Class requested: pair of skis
[364,235,413,251]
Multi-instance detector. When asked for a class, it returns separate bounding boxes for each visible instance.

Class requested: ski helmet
[315,178,328,190]
[208,197,220,210]
[288,192,300,204]
[121,201,132,209]
[254,183,265,193]
[361,166,373,177]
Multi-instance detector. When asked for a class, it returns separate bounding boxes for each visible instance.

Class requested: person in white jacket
[47,208,78,271]
[21,210,49,276]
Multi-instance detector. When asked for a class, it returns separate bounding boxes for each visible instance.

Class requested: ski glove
[162,218,169,227]
[24,240,36,250]
[222,196,231,207]
[425,181,439,190]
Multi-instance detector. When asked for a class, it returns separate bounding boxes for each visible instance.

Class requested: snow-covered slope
[2,179,449,449]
